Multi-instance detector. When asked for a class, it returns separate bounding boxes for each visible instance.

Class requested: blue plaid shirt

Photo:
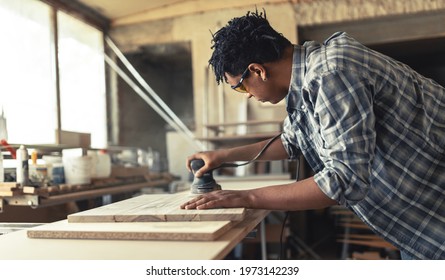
[281,32,445,259]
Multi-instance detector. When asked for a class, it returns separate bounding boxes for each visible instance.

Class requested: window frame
[0,0,111,147]
[45,0,110,146]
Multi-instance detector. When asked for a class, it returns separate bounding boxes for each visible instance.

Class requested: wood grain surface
[67,193,245,222]
[27,219,233,241]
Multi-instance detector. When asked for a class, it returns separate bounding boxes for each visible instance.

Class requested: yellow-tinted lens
[234,84,247,93]
[231,67,249,93]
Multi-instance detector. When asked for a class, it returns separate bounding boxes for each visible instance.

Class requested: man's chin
[268,99,281,105]
[269,96,286,105]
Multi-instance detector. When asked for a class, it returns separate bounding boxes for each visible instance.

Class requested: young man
[181,10,445,260]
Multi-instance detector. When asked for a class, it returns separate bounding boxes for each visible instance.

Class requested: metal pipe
[50,7,62,144]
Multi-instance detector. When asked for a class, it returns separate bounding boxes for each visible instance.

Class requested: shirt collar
[286,44,306,112]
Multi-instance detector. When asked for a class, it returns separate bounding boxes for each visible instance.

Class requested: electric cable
[279,211,289,260]
[218,131,298,260]
[217,132,282,169]
[279,156,300,259]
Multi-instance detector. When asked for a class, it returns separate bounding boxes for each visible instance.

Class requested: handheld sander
[189,133,282,194]
[190,159,221,194]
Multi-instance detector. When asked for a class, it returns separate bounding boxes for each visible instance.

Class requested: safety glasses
[231,67,250,93]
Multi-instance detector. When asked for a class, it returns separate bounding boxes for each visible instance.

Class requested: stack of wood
[0,182,20,197]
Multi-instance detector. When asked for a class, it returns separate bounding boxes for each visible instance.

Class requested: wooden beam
[298,10,445,46]
[112,0,299,26]
[41,0,110,31]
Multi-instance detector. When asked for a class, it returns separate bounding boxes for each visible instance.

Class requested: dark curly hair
[209,9,292,85]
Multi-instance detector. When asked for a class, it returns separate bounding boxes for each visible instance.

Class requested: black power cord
[279,211,289,260]
[212,132,296,260]
[217,133,283,169]
[279,156,300,260]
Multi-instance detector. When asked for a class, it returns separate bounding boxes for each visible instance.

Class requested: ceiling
[77,0,186,22]
[77,0,295,26]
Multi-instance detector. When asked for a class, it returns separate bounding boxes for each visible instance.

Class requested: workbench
[0,179,293,260]
[0,165,174,222]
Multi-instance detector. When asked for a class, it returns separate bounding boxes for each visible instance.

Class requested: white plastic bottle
[0,150,4,183]
[16,145,29,186]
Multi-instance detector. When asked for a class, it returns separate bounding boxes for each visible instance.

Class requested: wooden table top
[0,179,293,260]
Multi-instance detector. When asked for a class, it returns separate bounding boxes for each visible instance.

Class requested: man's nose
[244,92,253,99]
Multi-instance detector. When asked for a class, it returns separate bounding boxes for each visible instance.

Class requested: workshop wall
[110,4,296,141]
[295,0,445,26]
[110,0,445,155]
[118,43,194,160]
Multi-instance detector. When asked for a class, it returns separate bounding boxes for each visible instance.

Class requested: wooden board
[67,193,245,223]
[27,220,233,241]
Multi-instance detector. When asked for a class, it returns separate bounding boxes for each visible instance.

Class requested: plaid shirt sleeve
[311,70,376,206]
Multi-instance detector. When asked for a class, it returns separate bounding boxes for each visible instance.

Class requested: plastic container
[42,155,63,184]
[16,145,29,186]
[51,162,65,184]
[0,151,3,183]
[63,155,92,185]
[87,150,111,179]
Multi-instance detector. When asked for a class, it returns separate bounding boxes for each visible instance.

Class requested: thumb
[194,168,205,178]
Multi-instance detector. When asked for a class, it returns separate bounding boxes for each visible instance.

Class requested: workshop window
[0,0,56,144]
[0,0,107,148]
[58,11,107,148]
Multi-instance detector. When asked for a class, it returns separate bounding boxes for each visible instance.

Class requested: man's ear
[248,63,267,80]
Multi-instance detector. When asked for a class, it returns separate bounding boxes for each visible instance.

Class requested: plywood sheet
[67,193,245,223]
[27,219,233,241]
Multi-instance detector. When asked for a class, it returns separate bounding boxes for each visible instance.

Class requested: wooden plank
[352,251,384,260]
[337,223,370,229]
[68,193,245,223]
[338,234,383,240]
[0,183,20,197]
[0,209,269,260]
[57,130,90,148]
[22,186,38,194]
[336,239,397,250]
[0,189,20,197]
[0,183,20,190]
[27,220,233,241]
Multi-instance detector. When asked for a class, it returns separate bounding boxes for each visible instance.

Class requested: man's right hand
[186,150,226,177]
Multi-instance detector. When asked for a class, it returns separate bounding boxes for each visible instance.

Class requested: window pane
[0,0,57,144]
[58,11,107,148]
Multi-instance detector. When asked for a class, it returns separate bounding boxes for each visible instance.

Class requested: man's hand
[180,190,252,210]
[181,177,337,212]
[186,151,225,178]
